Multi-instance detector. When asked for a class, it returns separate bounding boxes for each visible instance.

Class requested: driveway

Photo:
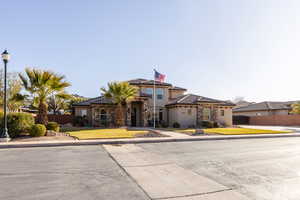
[136,138,300,200]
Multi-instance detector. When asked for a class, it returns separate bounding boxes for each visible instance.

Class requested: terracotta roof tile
[233,101,297,112]
[167,94,234,106]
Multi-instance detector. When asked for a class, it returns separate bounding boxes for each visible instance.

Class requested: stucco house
[233,101,297,117]
[72,79,235,127]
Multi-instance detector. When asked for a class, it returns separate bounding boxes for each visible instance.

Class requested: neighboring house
[72,78,235,127]
[233,101,297,117]
[234,100,255,109]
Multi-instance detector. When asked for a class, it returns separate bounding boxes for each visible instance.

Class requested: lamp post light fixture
[0,50,10,142]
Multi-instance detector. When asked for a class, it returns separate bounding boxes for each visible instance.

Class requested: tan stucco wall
[74,107,89,116]
[168,106,197,128]
[138,86,169,122]
[168,106,233,127]
[216,107,233,126]
[169,90,185,99]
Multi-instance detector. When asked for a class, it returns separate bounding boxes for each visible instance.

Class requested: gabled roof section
[170,86,187,91]
[127,78,172,86]
[233,101,297,112]
[72,96,114,106]
[166,94,235,106]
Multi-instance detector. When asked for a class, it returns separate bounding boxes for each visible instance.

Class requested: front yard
[162,128,292,135]
[67,128,165,140]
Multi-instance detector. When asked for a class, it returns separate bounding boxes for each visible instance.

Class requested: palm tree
[48,93,72,115]
[101,82,137,126]
[291,101,300,114]
[19,68,71,124]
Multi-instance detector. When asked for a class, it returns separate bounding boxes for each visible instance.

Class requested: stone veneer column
[91,107,97,127]
[196,105,203,126]
[126,102,131,126]
[211,105,217,121]
[142,100,149,126]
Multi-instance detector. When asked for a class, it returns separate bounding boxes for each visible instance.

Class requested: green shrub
[213,122,219,128]
[46,122,60,132]
[73,116,88,126]
[173,122,180,128]
[160,120,169,128]
[201,121,214,128]
[0,112,35,138]
[30,124,46,137]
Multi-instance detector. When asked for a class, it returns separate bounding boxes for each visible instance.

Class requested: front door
[131,108,137,126]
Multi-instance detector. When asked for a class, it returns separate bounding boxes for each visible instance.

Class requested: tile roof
[233,101,297,112]
[166,94,235,106]
[169,86,187,91]
[72,96,114,106]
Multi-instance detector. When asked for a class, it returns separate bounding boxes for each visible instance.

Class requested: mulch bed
[135,131,168,138]
[178,131,216,136]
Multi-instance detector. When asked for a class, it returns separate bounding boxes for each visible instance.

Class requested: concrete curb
[1,133,300,149]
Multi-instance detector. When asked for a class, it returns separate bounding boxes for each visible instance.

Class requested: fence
[249,115,300,126]
[233,115,250,125]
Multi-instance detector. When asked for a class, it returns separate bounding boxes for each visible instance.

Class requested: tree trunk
[115,104,125,127]
[123,104,127,126]
[37,101,48,125]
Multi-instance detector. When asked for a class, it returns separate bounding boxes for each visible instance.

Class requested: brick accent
[249,115,300,126]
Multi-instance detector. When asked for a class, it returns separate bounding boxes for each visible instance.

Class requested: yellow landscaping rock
[68,128,148,140]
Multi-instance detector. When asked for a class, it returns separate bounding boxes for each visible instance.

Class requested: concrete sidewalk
[1,132,300,149]
[240,125,300,132]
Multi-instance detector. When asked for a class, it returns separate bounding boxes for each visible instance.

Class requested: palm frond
[101,81,137,104]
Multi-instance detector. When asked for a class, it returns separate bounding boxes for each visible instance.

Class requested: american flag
[154,70,166,83]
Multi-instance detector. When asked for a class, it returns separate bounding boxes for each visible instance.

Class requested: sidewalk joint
[153,188,234,200]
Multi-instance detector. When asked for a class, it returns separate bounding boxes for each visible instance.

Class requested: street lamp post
[0,50,10,142]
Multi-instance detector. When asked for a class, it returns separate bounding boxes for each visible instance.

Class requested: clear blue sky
[1,0,300,102]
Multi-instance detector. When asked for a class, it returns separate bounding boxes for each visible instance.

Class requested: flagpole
[153,69,156,129]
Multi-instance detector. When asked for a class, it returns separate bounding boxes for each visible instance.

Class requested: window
[141,88,153,98]
[156,88,164,100]
[100,109,107,121]
[221,110,225,116]
[80,109,87,116]
[187,109,192,115]
[202,108,211,121]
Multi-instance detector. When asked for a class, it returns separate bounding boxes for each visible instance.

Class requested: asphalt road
[0,146,149,200]
[1,137,300,200]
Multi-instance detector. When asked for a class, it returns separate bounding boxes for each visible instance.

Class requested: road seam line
[122,162,172,168]
[153,188,234,200]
